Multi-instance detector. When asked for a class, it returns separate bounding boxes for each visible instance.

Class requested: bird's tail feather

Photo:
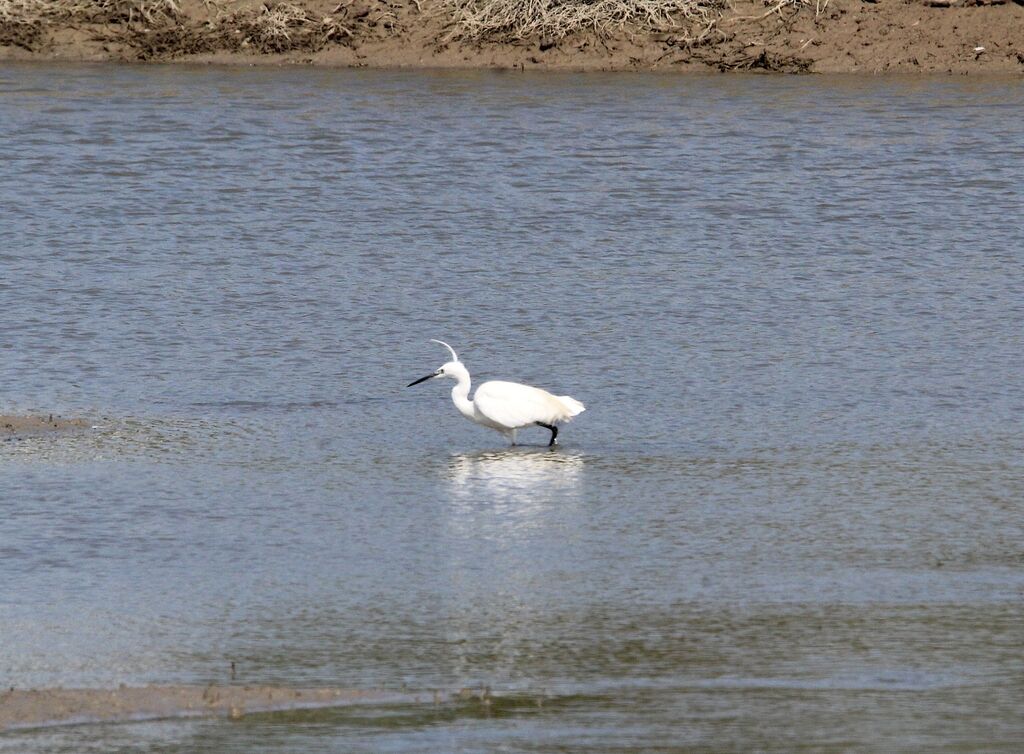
[558,396,586,419]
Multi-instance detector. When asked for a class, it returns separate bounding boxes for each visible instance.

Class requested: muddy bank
[1,414,90,438]
[1,0,1023,73]
[0,685,484,730]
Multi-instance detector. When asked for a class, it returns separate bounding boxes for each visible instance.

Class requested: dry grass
[2,0,353,55]
[0,0,181,23]
[0,16,42,48]
[2,0,819,61]
[724,0,827,23]
[437,0,725,42]
[220,2,351,53]
[129,4,353,59]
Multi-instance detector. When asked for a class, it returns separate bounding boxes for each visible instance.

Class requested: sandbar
[0,684,457,730]
[1,414,90,439]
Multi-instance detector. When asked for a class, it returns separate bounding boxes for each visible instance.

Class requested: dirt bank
[1,414,90,438]
[0,685,480,730]
[1,0,1022,73]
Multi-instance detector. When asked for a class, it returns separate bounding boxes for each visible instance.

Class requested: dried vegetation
[126,2,356,59]
[438,0,725,44]
[1,0,179,48]
[1,0,372,56]
[1,0,826,70]
[0,15,42,48]
[434,0,825,70]
[216,3,353,54]
[0,0,181,23]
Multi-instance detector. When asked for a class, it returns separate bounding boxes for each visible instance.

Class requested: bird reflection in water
[441,449,587,680]
[448,448,585,504]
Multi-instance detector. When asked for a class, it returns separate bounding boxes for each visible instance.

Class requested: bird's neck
[449,367,475,420]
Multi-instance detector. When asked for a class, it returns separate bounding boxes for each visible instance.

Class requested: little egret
[407,340,585,446]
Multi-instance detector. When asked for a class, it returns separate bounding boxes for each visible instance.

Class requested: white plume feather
[430,339,459,362]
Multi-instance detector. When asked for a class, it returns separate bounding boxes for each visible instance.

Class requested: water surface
[1,64,1023,752]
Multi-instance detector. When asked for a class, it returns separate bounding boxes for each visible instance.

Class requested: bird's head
[406,340,466,387]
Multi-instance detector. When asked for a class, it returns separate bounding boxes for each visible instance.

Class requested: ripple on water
[1,66,1023,753]
[1,416,265,466]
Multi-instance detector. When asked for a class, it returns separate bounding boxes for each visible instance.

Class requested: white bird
[407,340,585,446]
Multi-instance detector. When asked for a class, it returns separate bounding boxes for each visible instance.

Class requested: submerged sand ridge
[0,685,488,730]
[1,414,90,438]
[1,0,1022,73]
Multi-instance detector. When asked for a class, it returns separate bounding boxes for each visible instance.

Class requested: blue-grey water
[1,63,1023,752]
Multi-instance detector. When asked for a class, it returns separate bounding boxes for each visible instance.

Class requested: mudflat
[0,685,445,730]
[1,0,1022,73]
[1,414,90,437]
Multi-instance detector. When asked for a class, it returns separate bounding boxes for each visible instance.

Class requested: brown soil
[0,685,453,730]
[0,414,90,438]
[1,0,1023,73]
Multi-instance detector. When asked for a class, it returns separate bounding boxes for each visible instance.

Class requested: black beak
[407,372,437,387]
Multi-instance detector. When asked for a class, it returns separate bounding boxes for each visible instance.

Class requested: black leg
[536,422,558,446]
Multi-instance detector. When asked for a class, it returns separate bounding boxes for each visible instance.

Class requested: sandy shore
[1,0,1023,73]
[1,414,90,438]
[0,685,464,730]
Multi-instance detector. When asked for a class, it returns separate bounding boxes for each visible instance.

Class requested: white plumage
[407,340,585,446]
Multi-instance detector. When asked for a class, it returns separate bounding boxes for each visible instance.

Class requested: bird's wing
[474,381,578,429]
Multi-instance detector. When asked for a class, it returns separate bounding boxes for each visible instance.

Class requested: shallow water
[1,64,1023,751]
